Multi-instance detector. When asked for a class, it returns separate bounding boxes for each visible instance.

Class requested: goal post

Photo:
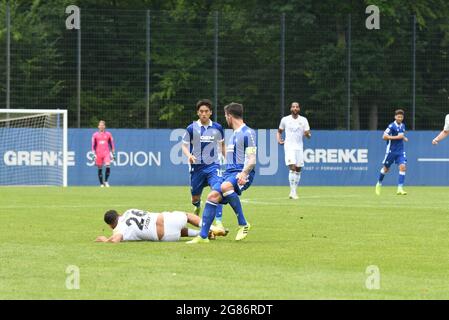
[0,109,68,187]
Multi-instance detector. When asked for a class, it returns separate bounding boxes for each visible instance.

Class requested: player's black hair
[196,99,213,111]
[224,102,243,119]
[395,109,405,116]
[290,101,301,108]
[104,210,119,226]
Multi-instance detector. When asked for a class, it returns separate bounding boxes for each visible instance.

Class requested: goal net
[0,109,68,186]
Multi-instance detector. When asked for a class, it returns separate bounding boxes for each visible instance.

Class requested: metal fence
[0,3,448,130]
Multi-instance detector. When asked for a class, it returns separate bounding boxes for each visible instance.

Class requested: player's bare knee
[220,182,233,194]
[186,213,200,225]
[180,228,188,237]
[207,191,221,203]
[400,165,406,172]
[191,195,200,203]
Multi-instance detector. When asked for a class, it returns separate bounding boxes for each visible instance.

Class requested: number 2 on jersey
[126,217,144,230]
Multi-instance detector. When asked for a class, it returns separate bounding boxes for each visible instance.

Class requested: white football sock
[289,170,296,193]
[295,171,301,187]
[188,229,199,237]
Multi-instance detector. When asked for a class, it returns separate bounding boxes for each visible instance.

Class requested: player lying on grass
[95,209,227,243]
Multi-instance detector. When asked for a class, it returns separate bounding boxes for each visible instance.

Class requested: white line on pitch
[0,204,132,209]
[417,158,449,162]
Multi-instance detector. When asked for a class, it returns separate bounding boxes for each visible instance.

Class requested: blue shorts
[212,170,255,200]
[190,164,222,196]
[382,152,407,168]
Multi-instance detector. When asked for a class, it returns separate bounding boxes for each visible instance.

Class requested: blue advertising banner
[1,129,449,186]
[70,129,449,186]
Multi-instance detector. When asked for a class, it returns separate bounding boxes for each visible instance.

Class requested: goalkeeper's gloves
[111,151,116,161]
[92,153,97,161]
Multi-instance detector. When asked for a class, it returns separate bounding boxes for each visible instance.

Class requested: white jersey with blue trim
[225,124,257,173]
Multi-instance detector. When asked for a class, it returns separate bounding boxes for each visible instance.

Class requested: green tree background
[0,0,448,129]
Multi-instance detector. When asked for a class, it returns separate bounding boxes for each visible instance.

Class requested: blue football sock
[223,191,247,226]
[215,204,223,223]
[378,168,386,183]
[199,201,218,239]
[398,171,405,187]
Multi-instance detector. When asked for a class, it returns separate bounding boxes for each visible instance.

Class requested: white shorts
[284,148,304,167]
[161,211,188,242]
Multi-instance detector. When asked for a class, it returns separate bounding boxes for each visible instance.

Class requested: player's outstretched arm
[109,134,115,153]
[186,213,201,227]
[433,130,449,144]
[237,152,257,185]
[181,143,196,164]
[95,233,123,243]
[221,140,226,158]
[91,134,96,153]
[244,152,257,173]
[383,133,405,141]
[277,128,284,144]
[304,130,312,139]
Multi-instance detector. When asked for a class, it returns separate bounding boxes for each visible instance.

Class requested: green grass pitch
[1,186,449,299]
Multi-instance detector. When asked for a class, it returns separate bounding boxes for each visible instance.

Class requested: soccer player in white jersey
[95,209,227,243]
[432,114,449,145]
[277,102,311,199]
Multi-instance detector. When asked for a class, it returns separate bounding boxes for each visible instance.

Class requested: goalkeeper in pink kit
[92,120,115,187]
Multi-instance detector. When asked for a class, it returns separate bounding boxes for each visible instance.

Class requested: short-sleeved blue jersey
[225,124,257,174]
[384,121,406,154]
[182,120,224,168]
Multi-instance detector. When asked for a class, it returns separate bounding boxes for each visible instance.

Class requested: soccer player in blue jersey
[187,102,256,244]
[181,99,226,231]
[376,109,408,196]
